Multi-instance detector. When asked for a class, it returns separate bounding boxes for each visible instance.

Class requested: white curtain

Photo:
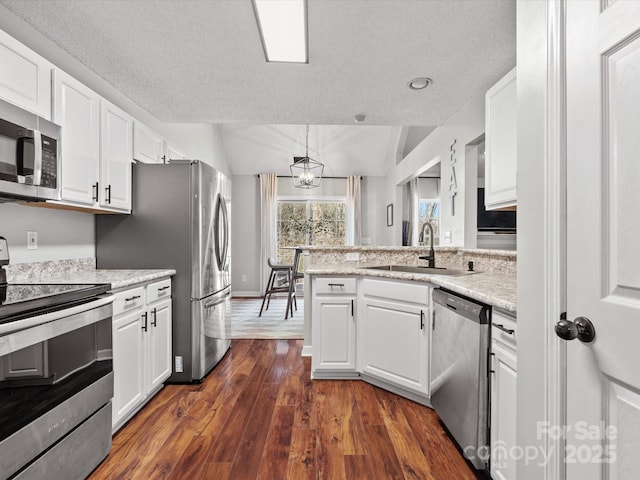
[345,176,362,245]
[407,177,419,246]
[259,173,278,294]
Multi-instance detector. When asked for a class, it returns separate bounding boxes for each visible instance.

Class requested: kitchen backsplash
[304,246,516,275]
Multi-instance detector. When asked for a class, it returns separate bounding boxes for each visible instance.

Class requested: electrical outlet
[27,231,38,250]
[444,231,452,244]
[175,356,183,373]
[346,252,360,261]
[241,274,247,282]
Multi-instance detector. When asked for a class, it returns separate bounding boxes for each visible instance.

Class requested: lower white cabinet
[359,279,430,400]
[111,278,172,431]
[311,277,357,377]
[490,310,517,480]
[112,308,145,425]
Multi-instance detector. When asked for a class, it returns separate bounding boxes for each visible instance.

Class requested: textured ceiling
[0,0,516,126]
[0,0,515,176]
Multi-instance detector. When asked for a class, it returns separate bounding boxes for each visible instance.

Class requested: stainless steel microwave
[0,97,60,202]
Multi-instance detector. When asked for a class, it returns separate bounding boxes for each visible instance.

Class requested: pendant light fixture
[290,125,323,189]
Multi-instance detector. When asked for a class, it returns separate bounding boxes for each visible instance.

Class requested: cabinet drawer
[492,310,517,350]
[314,277,356,295]
[113,286,146,316]
[146,279,171,304]
[361,278,429,305]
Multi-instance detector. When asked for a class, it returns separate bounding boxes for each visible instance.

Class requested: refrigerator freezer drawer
[191,289,231,381]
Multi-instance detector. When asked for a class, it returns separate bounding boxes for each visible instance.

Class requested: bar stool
[285,248,303,319]
[259,257,294,317]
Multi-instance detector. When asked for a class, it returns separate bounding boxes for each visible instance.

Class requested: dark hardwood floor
[89,339,479,479]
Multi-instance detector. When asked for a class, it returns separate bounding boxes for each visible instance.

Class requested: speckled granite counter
[6,258,175,290]
[306,263,516,313]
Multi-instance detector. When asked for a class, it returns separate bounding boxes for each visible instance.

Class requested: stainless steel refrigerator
[96,160,231,383]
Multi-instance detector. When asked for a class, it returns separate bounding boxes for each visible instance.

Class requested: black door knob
[555,316,596,343]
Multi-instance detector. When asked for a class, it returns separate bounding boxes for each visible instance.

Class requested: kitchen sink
[361,265,474,276]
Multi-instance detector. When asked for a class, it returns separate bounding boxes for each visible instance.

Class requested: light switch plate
[27,231,38,250]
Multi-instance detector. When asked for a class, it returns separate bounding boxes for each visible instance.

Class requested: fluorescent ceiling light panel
[253,0,308,63]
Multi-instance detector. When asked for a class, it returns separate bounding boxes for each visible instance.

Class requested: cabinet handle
[420,310,425,330]
[158,286,170,291]
[142,312,148,332]
[432,311,436,330]
[328,283,344,288]
[125,295,141,302]
[106,184,112,204]
[151,307,157,327]
[92,182,99,201]
[494,323,515,335]
[351,299,354,317]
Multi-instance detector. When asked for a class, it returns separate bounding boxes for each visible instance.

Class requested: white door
[564,1,640,478]
[100,99,132,211]
[53,69,99,205]
[312,297,356,372]
[112,310,145,427]
[147,299,172,393]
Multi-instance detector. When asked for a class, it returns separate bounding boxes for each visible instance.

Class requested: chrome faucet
[418,222,436,268]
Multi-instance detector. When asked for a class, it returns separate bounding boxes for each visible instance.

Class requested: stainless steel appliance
[0,282,113,480]
[0,98,60,202]
[96,160,231,383]
[431,288,490,470]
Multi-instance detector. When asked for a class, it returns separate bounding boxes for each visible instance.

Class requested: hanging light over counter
[291,125,323,189]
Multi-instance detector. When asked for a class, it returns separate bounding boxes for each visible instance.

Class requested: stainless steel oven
[0,97,60,202]
[0,284,113,480]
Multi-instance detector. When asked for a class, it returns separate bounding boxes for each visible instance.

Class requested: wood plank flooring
[89,340,480,480]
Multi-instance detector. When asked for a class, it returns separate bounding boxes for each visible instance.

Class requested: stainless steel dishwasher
[431,288,490,470]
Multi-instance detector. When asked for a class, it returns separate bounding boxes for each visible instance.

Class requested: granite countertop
[306,263,516,313]
[9,269,176,291]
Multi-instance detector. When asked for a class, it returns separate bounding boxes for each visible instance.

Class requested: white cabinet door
[312,296,356,373]
[133,122,164,164]
[163,141,187,162]
[360,297,429,396]
[490,342,517,480]
[147,298,172,393]
[112,309,145,427]
[0,30,52,119]
[53,69,100,205]
[485,67,517,210]
[100,99,132,211]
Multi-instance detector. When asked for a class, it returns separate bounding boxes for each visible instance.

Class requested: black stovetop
[0,283,111,324]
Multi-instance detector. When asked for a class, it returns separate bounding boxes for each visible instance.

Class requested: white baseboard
[232,291,261,298]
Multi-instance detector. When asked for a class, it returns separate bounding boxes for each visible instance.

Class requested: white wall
[231,175,261,296]
[0,204,94,263]
[394,94,486,247]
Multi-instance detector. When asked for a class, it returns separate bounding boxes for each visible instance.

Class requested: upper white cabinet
[0,30,52,119]
[100,99,133,211]
[485,67,517,210]
[133,121,164,164]
[53,69,100,205]
[52,73,132,213]
[164,141,187,162]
